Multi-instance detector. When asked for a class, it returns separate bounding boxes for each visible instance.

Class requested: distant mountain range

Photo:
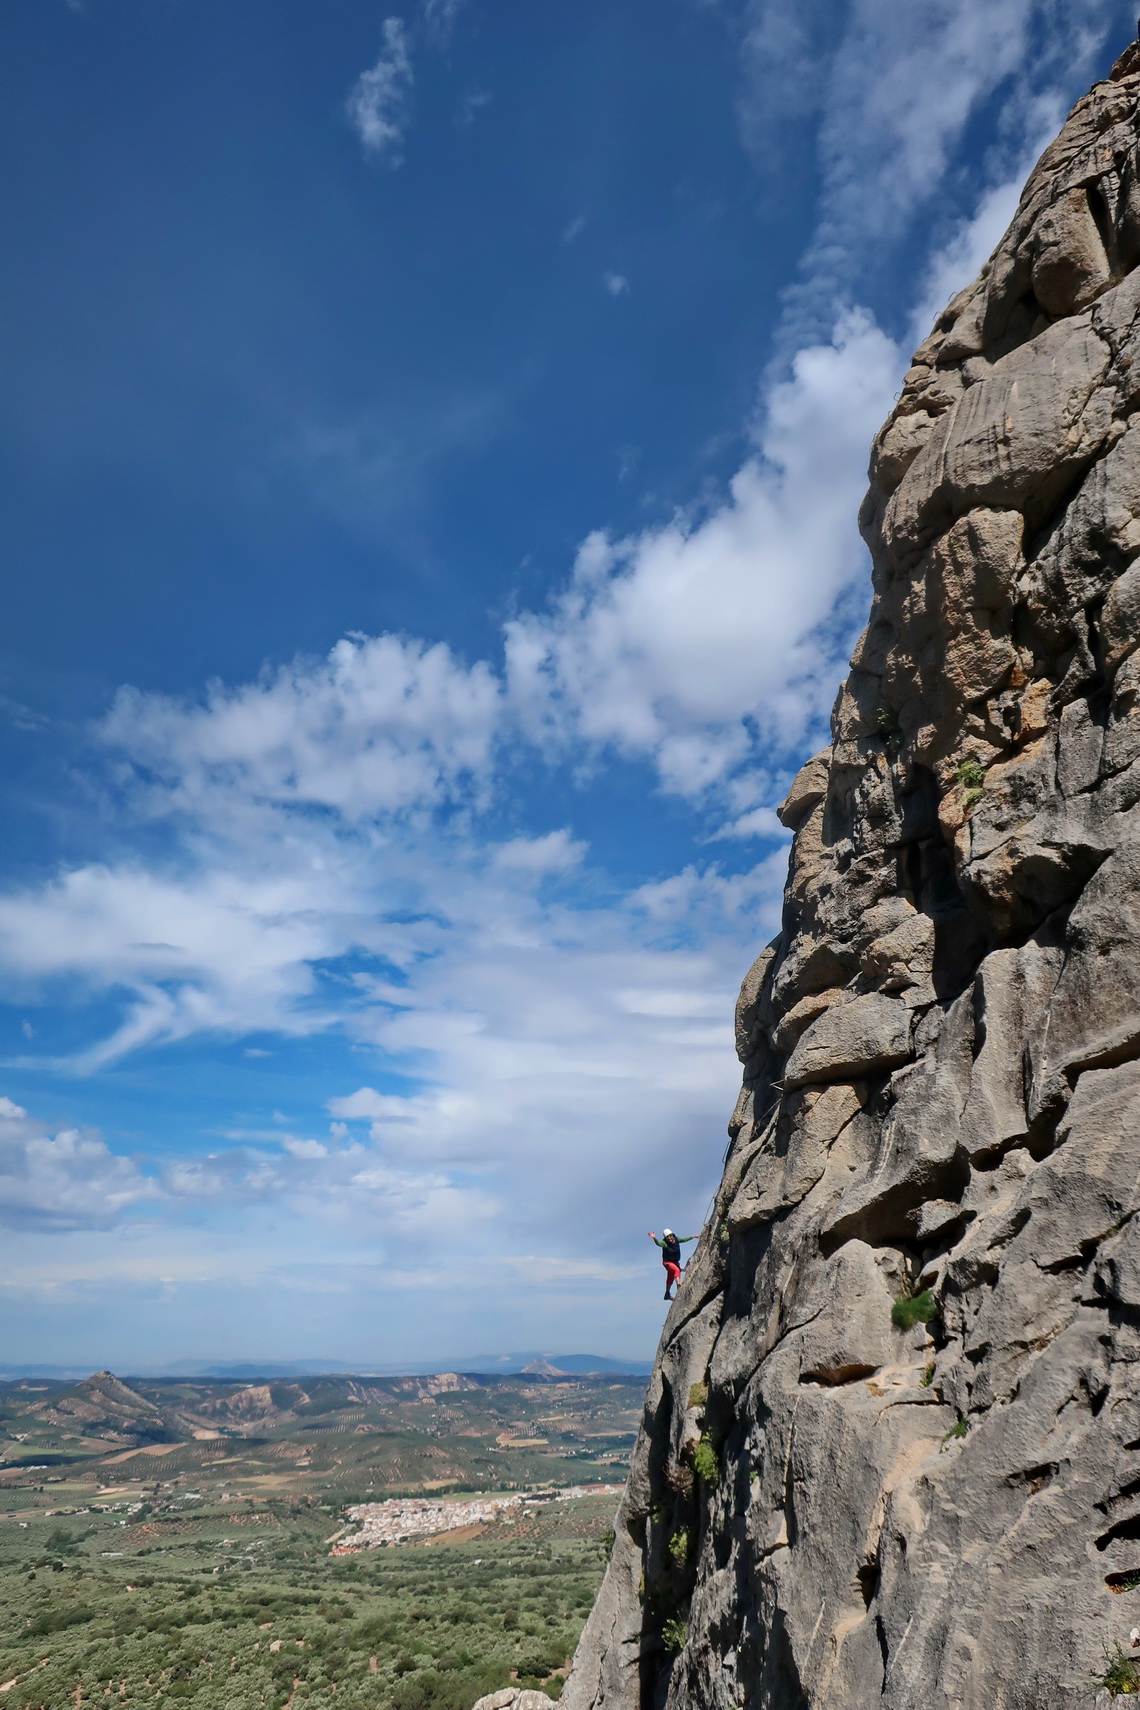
[0,1352,652,1381]
[0,1368,645,1488]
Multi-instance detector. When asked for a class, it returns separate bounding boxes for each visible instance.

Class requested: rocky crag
[562,39,1140,1710]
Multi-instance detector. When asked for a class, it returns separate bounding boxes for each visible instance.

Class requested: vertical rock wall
[563,41,1140,1710]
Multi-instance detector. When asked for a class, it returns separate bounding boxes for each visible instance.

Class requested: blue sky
[0,0,1131,1373]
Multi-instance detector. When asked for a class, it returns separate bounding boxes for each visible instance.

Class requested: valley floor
[0,1372,635,1707]
[0,1483,617,1708]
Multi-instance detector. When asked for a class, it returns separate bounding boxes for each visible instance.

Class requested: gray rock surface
[560,41,1140,1710]
[474,1692,560,1710]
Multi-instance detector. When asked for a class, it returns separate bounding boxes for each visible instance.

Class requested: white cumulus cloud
[490,830,586,875]
[504,309,900,797]
[0,1096,155,1231]
[100,632,501,822]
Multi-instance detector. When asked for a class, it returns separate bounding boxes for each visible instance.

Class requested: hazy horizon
[0,1351,654,1381]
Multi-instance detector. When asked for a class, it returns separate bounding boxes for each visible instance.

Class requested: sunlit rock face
[562,41,1140,1710]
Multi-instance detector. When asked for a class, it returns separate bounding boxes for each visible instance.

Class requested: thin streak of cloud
[735,0,1118,350]
[346,18,413,164]
[456,89,491,127]
[422,0,465,47]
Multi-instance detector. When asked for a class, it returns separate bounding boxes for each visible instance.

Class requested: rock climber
[648,1228,698,1300]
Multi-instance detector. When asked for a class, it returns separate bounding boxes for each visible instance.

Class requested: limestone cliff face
[563,42,1140,1710]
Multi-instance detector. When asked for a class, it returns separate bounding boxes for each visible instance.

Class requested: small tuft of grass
[1099,1643,1140,1696]
[691,1434,720,1488]
[667,1528,692,1567]
[954,756,987,811]
[892,1289,937,1331]
[920,1362,936,1388]
[687,1382,708,1411]
[661,1616,687,1655]
[941,1419,968,1450]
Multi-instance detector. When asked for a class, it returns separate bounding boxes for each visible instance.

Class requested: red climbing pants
[663,1261,682,1288]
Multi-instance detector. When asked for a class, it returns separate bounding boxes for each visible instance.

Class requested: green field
[0,1372,635,1708]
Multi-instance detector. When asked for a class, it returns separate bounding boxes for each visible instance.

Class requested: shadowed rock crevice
[560,40,1140,1710]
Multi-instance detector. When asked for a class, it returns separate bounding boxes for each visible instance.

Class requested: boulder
[782,992,913,1088]
[777,747,831,830]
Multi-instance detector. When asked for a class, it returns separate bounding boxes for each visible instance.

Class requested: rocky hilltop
[562,38,1140,1710]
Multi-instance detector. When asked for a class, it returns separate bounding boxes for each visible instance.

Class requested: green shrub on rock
[954,756,987,811]
[891,1289,936,1331]
[1098,1643,1140,1697]
[660,1616,687,1655]
[691,1434,719,1487]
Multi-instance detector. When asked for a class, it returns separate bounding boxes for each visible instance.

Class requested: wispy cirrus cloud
[421,0,465,47]
[345,1,472,165]
[456,88,491,127]
[0,862,349,1067]
[735,0,1118,345]
[346,18,413,163]
[906,95,1067,346]
[283,387,508,543]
